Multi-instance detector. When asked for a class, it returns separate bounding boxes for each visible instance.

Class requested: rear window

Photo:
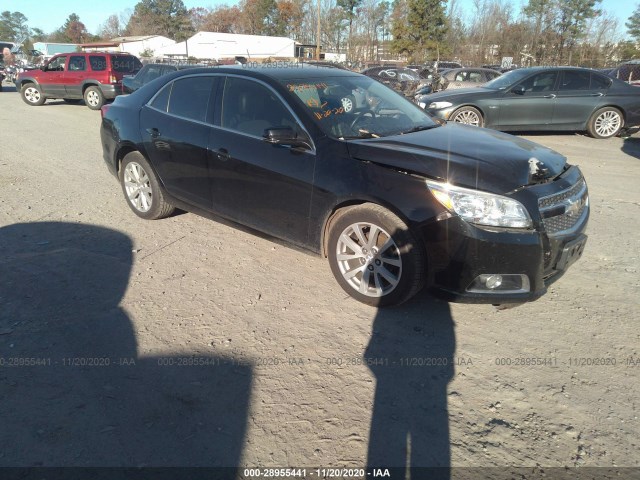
[111,55,142,73]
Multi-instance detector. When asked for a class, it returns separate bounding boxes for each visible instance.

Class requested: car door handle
[591,92,604,97]
[216,148,231,161]
[543,94,556,99]
[146,128,160,138]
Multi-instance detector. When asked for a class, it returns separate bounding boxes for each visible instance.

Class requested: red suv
[16,52,142,110]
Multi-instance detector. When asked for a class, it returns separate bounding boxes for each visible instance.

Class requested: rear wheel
[587,107,623,139]
[84,86,105,110]
[20,83,46,106]
[450,106,483,127]
[327,203,425,306]
[119,152,175,220]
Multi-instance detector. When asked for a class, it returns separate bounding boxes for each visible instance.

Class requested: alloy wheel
[86,90,100,107]
[453,110,480,126]
[123,162,153,213]
[24,87,41,103]
[594,111,621,138]
[335,222,402,297]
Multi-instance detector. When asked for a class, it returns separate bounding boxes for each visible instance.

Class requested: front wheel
[84,86,105,110]
[450,106,484,127]
[20,83,46,106]
[119,152,175,220]
[587,107,623,139]
[327,203,425,307]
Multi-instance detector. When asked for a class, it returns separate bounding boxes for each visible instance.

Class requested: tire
[327,203,426,307]
[119,151,175,220]
[63,98,82,104]
[587,107,623,139]
[341,95,356,113]
[450,106,483,127]
[84,86,105,110]
[20,83,46,106]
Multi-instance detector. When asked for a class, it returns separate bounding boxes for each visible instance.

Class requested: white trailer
[158,32,295,61]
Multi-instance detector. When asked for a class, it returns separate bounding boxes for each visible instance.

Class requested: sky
[1,0,636,37]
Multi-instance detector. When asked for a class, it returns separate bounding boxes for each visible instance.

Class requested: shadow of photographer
[364,287,455,479]
[0,222,252,477]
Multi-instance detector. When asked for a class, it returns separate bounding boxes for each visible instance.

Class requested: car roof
[512,66,599,73]
[162,64,361,82]
[447,67,501,72]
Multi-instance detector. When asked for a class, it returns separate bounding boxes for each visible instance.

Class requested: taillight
[101,104,111,118]
[109,74,117,83]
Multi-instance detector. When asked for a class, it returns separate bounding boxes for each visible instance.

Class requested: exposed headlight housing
[428,101,453,109]
[426,180,532,228]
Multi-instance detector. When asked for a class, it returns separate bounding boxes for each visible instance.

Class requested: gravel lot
[1,83,639,477]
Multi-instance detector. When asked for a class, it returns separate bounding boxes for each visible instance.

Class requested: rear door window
[167,76,216,122]
[590,73,611,90]
[150,83,172,112]
[559,71,591,91]
[89,56,107,71]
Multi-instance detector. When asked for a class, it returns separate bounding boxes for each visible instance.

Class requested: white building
[111,35,176,57]
[33,42,79,60]
[157,32,295,61]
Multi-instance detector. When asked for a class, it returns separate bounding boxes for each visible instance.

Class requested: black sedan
[418,66,640,139]
[122,63,201,94]
[101,66,589,306]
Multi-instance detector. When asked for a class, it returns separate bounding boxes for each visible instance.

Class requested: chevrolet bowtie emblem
[565,197,583,217]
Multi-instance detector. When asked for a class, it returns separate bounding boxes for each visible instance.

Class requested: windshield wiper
[399,124,438,135]
[340,130,383,140]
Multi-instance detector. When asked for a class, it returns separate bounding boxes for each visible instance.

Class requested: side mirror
[263,127,311,149]
[511,85,525,95]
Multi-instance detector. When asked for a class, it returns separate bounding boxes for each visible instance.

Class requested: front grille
[539,178,588,236]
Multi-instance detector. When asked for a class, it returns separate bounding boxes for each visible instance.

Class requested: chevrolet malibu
[100,66,589,307]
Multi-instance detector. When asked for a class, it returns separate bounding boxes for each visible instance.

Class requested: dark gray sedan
[418,67,640,139]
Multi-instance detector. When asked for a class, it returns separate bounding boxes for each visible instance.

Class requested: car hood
[346,123,567,193]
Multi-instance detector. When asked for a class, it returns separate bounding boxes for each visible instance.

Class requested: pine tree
[627,4,640,42]
[391,0,448,62]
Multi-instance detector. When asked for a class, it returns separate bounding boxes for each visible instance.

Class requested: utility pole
[316,0,321,60]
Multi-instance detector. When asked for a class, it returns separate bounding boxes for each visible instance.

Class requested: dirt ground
[0,83,639,478]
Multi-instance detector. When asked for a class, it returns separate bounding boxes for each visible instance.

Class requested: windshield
[282,75,439,139]
[483,69,531,90]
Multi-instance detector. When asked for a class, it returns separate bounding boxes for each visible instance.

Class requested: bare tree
[99,14,125,39]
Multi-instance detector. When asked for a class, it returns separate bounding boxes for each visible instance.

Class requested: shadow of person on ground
[0,222,252,478]
[365,295,455,480]
[621,130,640,159]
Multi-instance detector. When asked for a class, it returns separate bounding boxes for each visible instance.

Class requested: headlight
[428,101,453,109]
[418,102,426,109]
[426,180,532,228]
